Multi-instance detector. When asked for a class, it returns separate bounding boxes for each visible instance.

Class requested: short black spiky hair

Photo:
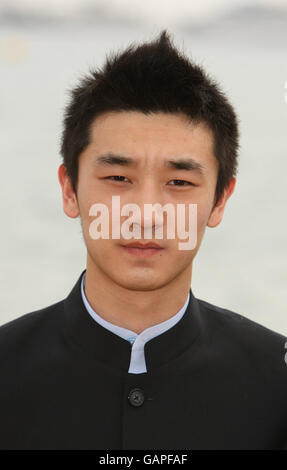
[60,30,239,206]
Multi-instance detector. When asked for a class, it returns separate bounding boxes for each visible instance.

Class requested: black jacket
[0,269,286,450]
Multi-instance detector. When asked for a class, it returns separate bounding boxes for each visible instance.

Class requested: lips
[121,242,163,249]
[120,242,164,258]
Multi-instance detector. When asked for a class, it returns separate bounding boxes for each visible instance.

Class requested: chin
[114,274,166,292]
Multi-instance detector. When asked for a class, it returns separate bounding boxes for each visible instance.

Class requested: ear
[58,164,80,218]
[207,177,236,228]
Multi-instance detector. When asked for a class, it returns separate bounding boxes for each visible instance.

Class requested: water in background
[0,10,287,335]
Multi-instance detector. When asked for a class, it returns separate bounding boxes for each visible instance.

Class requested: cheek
[195,191,216,228]
[78,184,112,220]
[177,203,210,236]
[197,208,210,229]
[81,199,115,245]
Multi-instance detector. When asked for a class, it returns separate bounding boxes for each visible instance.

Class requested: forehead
[85,111,217,172]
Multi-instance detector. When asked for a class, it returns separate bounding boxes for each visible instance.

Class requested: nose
[123,181,166,238]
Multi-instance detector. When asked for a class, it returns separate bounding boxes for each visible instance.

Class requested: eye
[104,176,130,183]
[168,179,194,186]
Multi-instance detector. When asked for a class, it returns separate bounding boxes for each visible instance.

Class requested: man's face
[59,111,235,291]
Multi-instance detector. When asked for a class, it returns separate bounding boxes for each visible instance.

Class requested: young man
[0,30,286,450]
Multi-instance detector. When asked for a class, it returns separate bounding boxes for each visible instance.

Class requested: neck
[83,254,192,334]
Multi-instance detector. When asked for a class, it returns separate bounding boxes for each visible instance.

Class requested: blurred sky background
[0,0,287,335]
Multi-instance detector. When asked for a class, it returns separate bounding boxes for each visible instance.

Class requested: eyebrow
[93,152,205,174]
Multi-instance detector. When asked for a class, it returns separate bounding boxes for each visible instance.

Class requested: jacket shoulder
[198,297,287,341]
[0,300,65,358]
[197,297,287,377]
[0,300,64,330]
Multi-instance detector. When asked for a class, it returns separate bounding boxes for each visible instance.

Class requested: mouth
[120,242,164,257]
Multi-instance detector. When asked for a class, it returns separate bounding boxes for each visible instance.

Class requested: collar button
[127,336,136,344]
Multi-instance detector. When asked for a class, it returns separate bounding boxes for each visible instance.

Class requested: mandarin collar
[63,270,202,373]
[81,271,190,347]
